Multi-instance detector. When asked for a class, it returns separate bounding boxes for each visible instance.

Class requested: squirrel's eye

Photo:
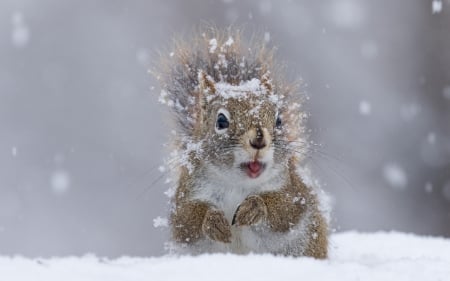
[215,108,230,134]
[276,115,282,129]
[216,113,229,131]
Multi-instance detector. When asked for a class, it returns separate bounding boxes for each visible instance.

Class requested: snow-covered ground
[1,231,449,281]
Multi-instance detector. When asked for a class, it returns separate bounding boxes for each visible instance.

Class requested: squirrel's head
[197,71,304,182]
[157,28,307,182]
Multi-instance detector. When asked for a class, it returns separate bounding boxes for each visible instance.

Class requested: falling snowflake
[11,12,29,48]
[153,216,169,228]
[209,38,218,53]
[383,163,407,190]
[264,32,271,43]
[50,170,70,194]
[432,0,443,14]
[359,100,371,115]
[136,48,149,66]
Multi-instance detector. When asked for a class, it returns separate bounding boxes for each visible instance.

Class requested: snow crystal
[300,198,306,205]
[432,0,443,14]
[360,40,378,60]
[383,163,407,190]
[330,0,365,29]
[158,165,166,173]
[209,38,218,53]
[268,94,279,104]
[217,53,228,68]
[11,12,23,26]
[136,48,149,66]
[172,140,204,174]
[12,26,27,42]
[442,181,450,201]
[50,170,70,194]
[11,146,17,157]
[425,182,433,193]
[152,216,168,228]
[443,86,450,100]
[224,37,234,46]
[11,12,29,48]
[158,90,169,105]
[214,78,271,101]
[427,132,436,144]
[264,32,271,43]
[186,141,203,157]
[358,100,371,115]
[169,52,174,57]
[164,185,176,198]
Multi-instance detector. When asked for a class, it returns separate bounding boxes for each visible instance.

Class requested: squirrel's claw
[232,195,268,227]
[231,211,238,226]
[202,209,232,243]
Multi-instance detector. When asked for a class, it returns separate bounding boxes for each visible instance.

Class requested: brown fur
[157,27,328,259]
[170,159,328,258]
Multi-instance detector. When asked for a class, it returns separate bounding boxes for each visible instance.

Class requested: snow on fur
[2,232,449,281]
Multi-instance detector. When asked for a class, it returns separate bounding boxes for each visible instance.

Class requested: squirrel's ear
[192,70,216,135]
[198,70,216,97]
[261,72,273,94]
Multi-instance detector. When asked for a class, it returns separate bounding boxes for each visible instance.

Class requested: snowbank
[1,232,449,281]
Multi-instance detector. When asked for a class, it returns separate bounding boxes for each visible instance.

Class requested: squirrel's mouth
[240,161,266,179]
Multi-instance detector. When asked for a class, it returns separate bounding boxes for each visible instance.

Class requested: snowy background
[1,0,450,258]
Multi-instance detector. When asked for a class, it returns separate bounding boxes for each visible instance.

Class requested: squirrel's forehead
[212,96,274,110]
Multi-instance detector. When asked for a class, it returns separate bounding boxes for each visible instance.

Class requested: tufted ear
[260,72,273,94]
[192,70,216,135]
[198,70,216,97]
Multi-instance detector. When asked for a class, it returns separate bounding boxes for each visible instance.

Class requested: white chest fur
[184,165,316,256]
[191,168,283,221]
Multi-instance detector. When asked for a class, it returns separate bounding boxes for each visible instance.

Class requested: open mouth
[240,161,266,179]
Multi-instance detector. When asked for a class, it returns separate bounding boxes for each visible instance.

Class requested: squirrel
[155,27,329,259]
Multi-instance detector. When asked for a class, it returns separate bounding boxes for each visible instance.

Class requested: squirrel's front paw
[232,195,268,226]
[202,209,232,243]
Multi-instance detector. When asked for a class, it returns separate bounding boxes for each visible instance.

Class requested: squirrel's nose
[250,128,266,150]
[250,138,266,150]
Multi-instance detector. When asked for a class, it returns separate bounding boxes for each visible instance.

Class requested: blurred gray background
[1,0,449,257]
